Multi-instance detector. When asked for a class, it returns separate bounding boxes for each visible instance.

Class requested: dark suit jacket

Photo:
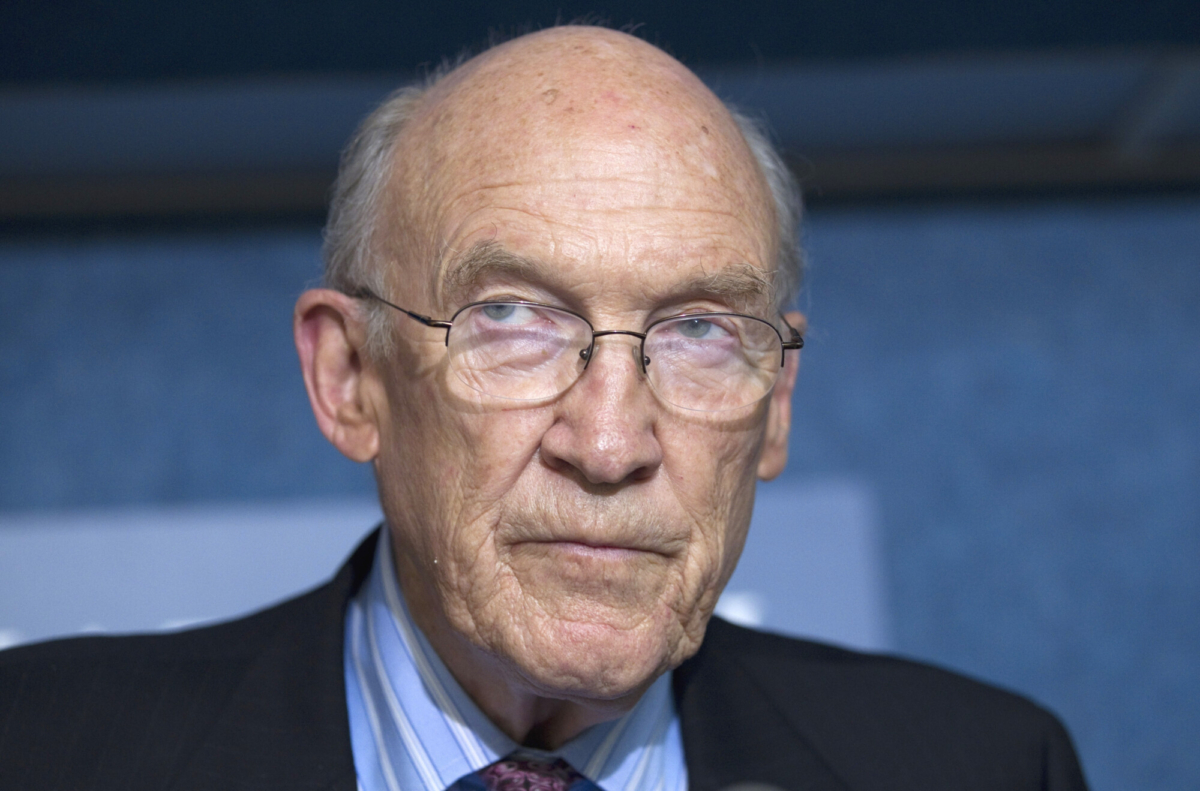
[0,531,1087,791]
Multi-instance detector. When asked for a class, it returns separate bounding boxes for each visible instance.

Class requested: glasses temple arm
[781,319,804,351]
[349,288,453,330]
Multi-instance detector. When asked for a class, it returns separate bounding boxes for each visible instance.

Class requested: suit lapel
[169,533,377,791]
[674,618,853,791]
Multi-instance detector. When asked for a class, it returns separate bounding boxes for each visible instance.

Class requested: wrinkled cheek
[679,547,725,617]
[435,551,506,639]
[454,408,553,499]
[678,502,755,625]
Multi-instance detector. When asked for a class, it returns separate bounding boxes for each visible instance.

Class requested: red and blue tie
[447,754,599,791]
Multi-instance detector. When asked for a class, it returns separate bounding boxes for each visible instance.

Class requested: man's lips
[499,513,690,558]
[541,540,653,558]
[514,538,673,559]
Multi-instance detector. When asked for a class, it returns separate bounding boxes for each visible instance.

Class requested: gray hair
[728,108,804,311]
[321,82,430,360]
[322,74,804,360]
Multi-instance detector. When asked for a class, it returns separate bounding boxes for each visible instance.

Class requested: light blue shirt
[344,528,688,791]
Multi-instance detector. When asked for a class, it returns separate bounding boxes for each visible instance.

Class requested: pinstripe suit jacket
[0,530,1087,791]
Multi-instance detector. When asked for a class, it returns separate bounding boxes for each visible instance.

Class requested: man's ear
[294,288,382,463]
[757,310,805,481]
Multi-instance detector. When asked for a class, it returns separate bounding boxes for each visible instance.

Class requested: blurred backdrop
[2,3,1198,790]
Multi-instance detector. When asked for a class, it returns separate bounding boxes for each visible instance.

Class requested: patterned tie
[447,753,595,791]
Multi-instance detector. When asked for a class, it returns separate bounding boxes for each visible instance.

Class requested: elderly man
[0,26,1086,791]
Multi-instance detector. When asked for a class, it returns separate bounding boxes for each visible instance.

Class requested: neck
[444,657,631,749]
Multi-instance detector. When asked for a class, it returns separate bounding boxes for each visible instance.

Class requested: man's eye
[675,318,727,339]
[481,303,526,323]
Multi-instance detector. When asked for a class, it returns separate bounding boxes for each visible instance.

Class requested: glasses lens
[447,303,592,401]
[645,314,782,411]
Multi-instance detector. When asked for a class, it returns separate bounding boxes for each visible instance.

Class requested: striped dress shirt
[344,528,688,791]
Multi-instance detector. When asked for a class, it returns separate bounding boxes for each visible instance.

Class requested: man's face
[366,32,794,708]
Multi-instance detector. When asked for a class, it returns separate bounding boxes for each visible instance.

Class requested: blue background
[2,195,1198,790]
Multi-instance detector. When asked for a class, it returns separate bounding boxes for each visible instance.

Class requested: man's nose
[539,336,663,486]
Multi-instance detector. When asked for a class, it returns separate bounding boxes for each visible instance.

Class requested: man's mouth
[498,511,690,559]
[536,540,655,560]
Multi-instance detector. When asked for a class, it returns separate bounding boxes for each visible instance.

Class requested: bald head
[323,26,801,353]
[410,29,768,212]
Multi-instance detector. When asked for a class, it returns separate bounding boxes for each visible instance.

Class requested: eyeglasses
[352,288,803,412]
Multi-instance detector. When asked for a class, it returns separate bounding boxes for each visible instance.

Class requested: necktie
[447,754,596,791]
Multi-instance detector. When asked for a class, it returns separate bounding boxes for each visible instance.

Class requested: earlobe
[757,310,804,481]
[294,289,382,463]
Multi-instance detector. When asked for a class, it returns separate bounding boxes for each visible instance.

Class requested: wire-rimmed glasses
[352,288,803,412]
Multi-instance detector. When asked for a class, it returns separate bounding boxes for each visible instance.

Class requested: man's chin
[505,540,678,606]
[497,608,696,704]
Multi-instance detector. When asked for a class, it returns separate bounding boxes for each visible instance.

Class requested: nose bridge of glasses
[581,329,649,370]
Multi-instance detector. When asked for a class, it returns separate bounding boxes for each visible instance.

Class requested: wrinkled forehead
[388,29,777,303]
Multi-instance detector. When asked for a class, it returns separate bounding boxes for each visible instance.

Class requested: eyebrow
[438,241,553,307]
[684,262,775,311]
[437,240,776,313]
